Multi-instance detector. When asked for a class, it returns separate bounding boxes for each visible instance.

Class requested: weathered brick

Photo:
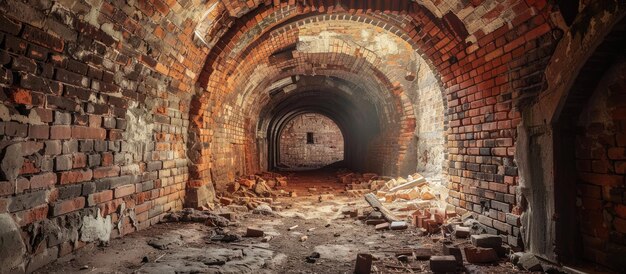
[72,153,87,168]
[93,165,120,179]
[44,140,62,155]
[22,25,64,52]
[87,154,101,167]
[8,190,47,212]
[4,121,28,137]
[47,96,80,111]
[29,172,56,189]
[59,169,92,184]
[114,184,135,198]
[28,125,49,139]
[55,154,73,171]
[50,125,71,139]
[58,184,83,200]
[87,190,113,206]
[51,197,85,216]
[12,56,37,73]
[62,140,78,154]
[54,111,71,125]
[0,14,22,35]
[13,204,48,226]
[82,181,96,196]
[72,126,106,139]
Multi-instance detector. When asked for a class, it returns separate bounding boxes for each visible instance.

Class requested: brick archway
[519,5,626,267]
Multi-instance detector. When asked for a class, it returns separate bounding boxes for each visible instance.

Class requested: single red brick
[13,204,48,226]
[29,172,56,189]
[93,165,120,179]
[50,125,71,139]
[114,184,135,198]
[59,169,93,184]
[87,190,113,206]
[51,197,85,216]
[101,152,114,166]
[73,153,87,168]
[28,125,49,139]
[71,126,106,139]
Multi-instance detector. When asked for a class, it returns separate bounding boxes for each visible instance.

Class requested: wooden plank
[364,193,400,222]
[388,177,427,193]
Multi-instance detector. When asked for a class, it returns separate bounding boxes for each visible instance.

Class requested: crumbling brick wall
[575,58,626,269]
[0,0,210,271]
[279,113,344,168]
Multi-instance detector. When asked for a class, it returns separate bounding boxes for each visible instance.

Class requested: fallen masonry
[34,170,568,273]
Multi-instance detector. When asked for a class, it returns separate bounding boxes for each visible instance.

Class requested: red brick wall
[0,0,210,271]
[575,59,626,268]
[279,113,344,168]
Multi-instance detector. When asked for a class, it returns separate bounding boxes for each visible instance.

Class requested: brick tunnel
[0,0,626,273]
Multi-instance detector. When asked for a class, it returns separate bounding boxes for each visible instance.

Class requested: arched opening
[551,15,626,270]
[187,7,451,200]
[276,113,344,170]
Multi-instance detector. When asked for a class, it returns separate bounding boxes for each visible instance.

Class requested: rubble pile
[217,172,293,209]
[335,171,455,236]
[336,170,442,204]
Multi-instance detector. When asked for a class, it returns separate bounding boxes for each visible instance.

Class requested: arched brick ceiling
[192,8,447,179]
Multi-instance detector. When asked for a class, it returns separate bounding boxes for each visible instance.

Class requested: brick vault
[0,0,625,272]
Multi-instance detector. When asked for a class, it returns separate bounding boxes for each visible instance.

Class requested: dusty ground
[37,170,538,274]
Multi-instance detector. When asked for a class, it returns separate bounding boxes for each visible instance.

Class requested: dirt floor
[37,170,540,274]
